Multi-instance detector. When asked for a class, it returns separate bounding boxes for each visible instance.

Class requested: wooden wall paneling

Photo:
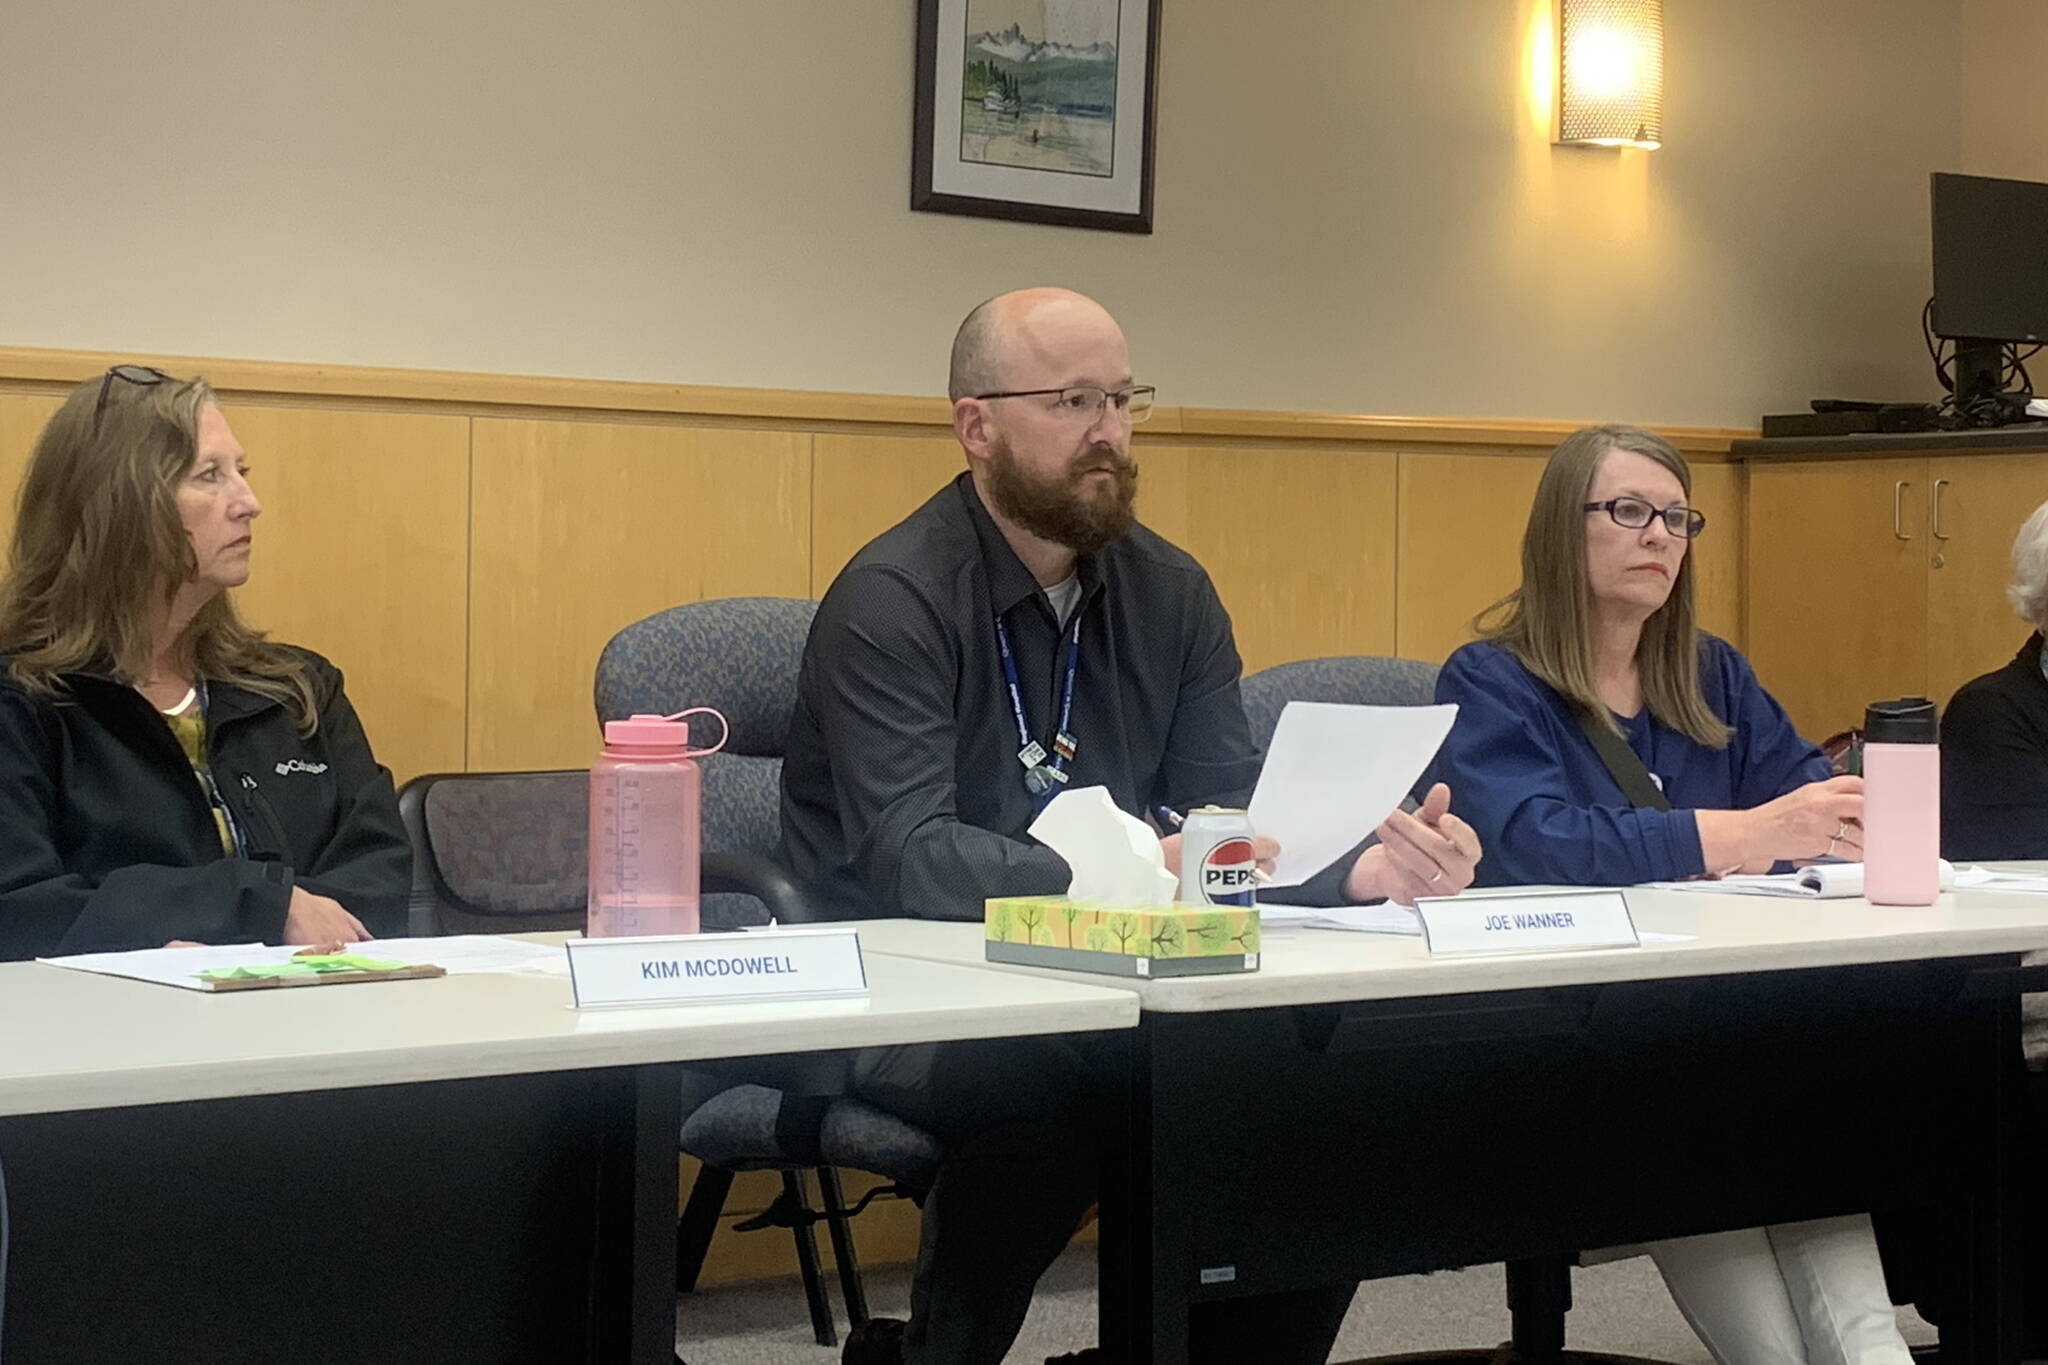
[219,405,472,784]
[809,435,966,596]
[1746,458,1930,742]
[1137,445,1398,674]
[468,419,811,772]
[1688,460,1746,650]
[0,394,65,547]
[1395,452,1547,665]
[1925,453,2048,707]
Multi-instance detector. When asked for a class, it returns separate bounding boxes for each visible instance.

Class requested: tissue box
[984,898,1261,978]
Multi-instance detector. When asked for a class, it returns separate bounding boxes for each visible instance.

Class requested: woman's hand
[1700,776,1864,870]
[1755,776,1866,860]
[281,887,369,946]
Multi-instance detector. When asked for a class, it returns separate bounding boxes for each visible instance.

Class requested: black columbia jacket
[0,649,409,960]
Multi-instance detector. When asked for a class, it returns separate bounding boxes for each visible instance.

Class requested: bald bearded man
[779,289,1481,1365]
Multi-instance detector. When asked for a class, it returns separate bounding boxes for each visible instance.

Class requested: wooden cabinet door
[1926,454,2048,707]
[1746,458,1929,741]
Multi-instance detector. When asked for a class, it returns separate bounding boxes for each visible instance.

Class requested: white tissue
[1029,786,1181,908]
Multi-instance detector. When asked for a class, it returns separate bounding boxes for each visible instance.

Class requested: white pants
[1644,1215,1913,1365]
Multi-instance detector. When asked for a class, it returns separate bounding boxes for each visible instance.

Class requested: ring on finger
[1427,868,1444,884]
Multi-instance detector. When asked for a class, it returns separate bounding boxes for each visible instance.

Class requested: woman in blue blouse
[1438,428,1861,886]
[1434,426,1906,1365]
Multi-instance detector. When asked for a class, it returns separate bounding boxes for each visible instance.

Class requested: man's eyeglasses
[974,385,1156,425]
[1584,496,1708,539]
[92,364,170,437]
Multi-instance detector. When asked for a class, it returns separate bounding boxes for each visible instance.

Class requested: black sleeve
[810,567,1070,921]
[1159,574,1371,906]
[0,692,292,961]
[1942,683,2048,861]
[291,670,412,938]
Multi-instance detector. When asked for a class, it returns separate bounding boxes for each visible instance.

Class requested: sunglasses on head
[91,364,170,437]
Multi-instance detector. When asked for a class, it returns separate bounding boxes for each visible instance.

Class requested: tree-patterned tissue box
[983,898,1261,977]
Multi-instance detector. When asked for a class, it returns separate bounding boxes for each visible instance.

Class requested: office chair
[1238,654,1443,754]
[595,597,941,1347]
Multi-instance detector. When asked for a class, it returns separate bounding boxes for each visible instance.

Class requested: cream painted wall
[1961,0,2048,181]
[0,1,1960,425]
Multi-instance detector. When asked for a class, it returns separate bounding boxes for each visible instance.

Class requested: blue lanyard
[995,607,1082,812]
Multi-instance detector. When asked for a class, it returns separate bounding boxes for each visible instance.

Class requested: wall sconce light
[1557,0,1664,149]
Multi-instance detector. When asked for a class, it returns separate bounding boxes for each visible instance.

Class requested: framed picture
[913,0,1162,234]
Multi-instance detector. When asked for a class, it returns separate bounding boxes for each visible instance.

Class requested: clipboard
[195,953,449,992]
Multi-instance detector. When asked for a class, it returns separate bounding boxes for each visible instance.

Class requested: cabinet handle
[1893,480,1912,541]
[1932,478,1951,542]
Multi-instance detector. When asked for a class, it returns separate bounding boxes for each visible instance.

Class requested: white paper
[1259,901,1424,936]
[41,942,308,991]
[1644,860,1957,900]
[356,935,568,976]
[39,935,563,992]
[1954,867,2048,894]
[1249,702,1457,888]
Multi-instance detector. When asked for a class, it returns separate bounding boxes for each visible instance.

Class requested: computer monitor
[1931,170,2048,409]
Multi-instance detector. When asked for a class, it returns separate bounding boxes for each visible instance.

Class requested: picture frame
[912,0,1162,234]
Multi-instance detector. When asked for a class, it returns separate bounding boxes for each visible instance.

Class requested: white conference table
[852,884,2048,1008]
[857,885,2048,1365]
[0,945,1136,1365]
[0,948,1136,1118]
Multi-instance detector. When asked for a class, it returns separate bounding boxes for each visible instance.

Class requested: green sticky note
[196,955,409,982]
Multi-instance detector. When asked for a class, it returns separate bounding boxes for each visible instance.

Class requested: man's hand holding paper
[1247,702,1482,904]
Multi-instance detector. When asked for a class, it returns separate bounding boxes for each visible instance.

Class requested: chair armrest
[396,778,443,937]
[702,851,826,924]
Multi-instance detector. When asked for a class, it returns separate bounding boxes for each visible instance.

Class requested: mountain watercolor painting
[959,0,1120,178]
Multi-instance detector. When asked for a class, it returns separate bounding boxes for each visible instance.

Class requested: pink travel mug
[1860,697,1940,907]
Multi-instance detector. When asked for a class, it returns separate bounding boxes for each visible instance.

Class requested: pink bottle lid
[603,714,691,750]
[599,708,729,756]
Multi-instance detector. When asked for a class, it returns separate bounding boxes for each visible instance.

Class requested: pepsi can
[1180,806,1259,906]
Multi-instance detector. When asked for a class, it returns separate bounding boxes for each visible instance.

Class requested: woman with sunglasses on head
[1431,425,1908,1365]
[0,366,409,960]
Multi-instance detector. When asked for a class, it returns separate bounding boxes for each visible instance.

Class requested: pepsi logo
[1199,837,1258,895]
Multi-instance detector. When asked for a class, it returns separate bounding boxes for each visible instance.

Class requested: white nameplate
[565,928,869,1009]
[1416,889,1639,957]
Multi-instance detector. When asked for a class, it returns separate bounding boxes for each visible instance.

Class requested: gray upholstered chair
[398,770,590,935]
[594,595,819,929]
[593,597,939,1347]
[1238,654,1442,754]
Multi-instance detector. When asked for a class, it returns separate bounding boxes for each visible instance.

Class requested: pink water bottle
[587,709,727,937]
[1861,697,1941,907]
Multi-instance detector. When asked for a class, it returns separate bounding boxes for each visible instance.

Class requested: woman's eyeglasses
[1584,496,1707,539]
[91,364,170,436]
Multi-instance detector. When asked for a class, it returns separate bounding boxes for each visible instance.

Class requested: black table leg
[589,1064,684,1365]
[1937,993,2025,1365]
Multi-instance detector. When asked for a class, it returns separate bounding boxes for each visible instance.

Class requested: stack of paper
[1260,903,1423,936]
[1643,861,1988,899]
[40,935,567,992]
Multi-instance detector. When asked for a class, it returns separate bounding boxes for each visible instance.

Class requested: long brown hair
[1476,424,1731,747]
[0,370,318,731]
